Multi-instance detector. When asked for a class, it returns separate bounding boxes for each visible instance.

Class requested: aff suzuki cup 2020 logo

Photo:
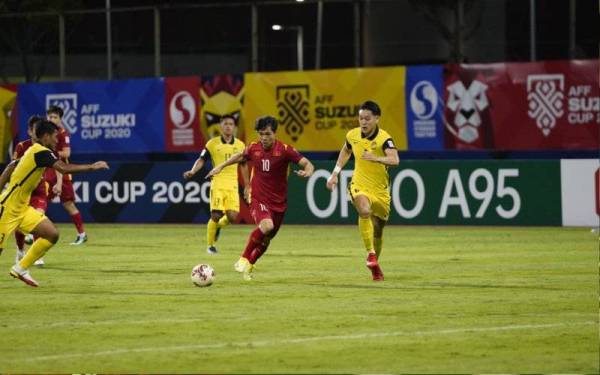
[169,90,196,146]
[527,74,565,137]
[410,80,438,138]
[46,93,78,133]
[276,85,310,142]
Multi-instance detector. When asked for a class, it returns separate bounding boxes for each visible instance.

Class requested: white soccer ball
[191,264,215,287]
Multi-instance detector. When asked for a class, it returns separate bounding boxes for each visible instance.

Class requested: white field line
[8,320,596,363]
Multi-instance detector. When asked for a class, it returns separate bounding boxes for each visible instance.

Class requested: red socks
[242,228,269,264]
[71,212,85,234]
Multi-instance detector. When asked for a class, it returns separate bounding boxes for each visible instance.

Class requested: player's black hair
[35,120,59,139]
[46,105,64,118]
[220,114,237,125]
[359,100,381,116]
[27,115,44,130]
[255,115,278,132]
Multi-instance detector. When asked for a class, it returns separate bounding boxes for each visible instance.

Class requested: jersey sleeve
[199,148,210,161]
[14,143,24,159]
[242,144,252,161]
[382,138,396,151]
[286,145,303,164]
[34,150,58,168]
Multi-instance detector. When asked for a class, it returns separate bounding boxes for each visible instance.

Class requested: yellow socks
[207,219,218,246]
[19,238,53,269]
[217,215,230,228]
[374,236,383,258]
[358,217,374,251]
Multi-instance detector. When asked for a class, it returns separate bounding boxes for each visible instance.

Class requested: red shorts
[30,180,49,212]
[47,170,76,203]
[250,201,285,238]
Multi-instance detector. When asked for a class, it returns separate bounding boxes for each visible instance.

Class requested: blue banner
[45,161,215,223]
[17,78,165,153]
[405,65,444,150]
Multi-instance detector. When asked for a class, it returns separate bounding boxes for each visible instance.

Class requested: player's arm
[239,161,251,203]
[326,142,353,191]
[53,160,109,174]
[361,138,399,166]
[58,146,71,160]
[205,152,244,179]
[53,170,63,195]
[0,160,18,188]
[183,150,208,179]
[294,157,314,178]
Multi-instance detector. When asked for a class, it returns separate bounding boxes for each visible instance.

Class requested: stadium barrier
[43,159,598,227]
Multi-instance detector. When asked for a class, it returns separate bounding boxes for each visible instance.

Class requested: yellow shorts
[0,206,47,249]
[209,188,240,212]
[348,182,391,221]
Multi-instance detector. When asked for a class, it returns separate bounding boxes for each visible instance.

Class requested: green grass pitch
[0,223,597,373]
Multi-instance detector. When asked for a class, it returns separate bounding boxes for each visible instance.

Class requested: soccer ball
[191,263,215,287]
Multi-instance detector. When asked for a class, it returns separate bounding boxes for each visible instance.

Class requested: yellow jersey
[202,136,245,190]
[345,127,396,191]
[0,143,57,217]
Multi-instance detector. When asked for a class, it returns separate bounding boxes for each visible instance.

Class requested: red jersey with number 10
[243,140,303,212]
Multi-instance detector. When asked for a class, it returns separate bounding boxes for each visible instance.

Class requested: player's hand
[294,169,312,178]
[205,166,222,179]
[92,161,109,170]
[52,184,62,195]
[183,170,194,179]
[326,174,338,191]
[243,186,251,204]
[361,150,378,162]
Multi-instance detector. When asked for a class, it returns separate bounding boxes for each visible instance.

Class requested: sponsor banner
[17,78,165,153]
[444,60,599,150]
[287,160,561,225]
[200,74,246,142]
[0,84,17,162]
[560,159,600,226]
[243,67,407,151]
[45,161,252,223]
[405,65,444,150]
[164,76,205,152]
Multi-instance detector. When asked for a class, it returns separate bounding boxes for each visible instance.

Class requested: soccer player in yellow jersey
[0,120,108,287]
[184,115,249,254]
[326,101,399,281]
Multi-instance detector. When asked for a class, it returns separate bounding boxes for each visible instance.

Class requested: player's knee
[260,221,274,234]
[210,211,224,222]
[226,211,238,222]
[45,228,59,244]
[357,207,371,218]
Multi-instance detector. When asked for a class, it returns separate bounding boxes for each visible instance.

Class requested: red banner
[444,60,599,150]
[164,76,204,152]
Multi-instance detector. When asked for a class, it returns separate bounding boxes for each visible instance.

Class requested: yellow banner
[0,86,16,162]
[243,66,407,151]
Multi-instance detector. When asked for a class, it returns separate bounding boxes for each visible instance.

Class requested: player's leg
[247,211,284,264]
[235,201,273,280]
[353,194,375,254]
[30,194,49,266]
[207,210,224,254]
[10,208,57,287]
[14,231,25,263]
[372,216,386,259]
[62,178,86,245]
[370,193,390,260]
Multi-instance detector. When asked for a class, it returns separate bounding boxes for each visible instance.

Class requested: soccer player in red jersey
[12,115,52,265]
[46,105,88,245]
[206,115,314,280]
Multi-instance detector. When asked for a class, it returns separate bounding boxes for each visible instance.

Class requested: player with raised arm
[46,105,88,245]
[206,115,314,280]
[326,100,399,281]
[183,115,248,254]
[1,120,109,287]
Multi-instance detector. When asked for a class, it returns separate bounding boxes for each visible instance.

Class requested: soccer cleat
[366,253,384,281]
[70,233,88,246]
[243,264,254,281]
[10,265,39,287]
[234,257,254,280]
[34,257,45,266]
[207,246,218,254]
[24,234,34,245]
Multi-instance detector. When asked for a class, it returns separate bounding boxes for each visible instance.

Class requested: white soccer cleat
[9,265,39,287]
[34,257,45,266]
[70,233,88,245]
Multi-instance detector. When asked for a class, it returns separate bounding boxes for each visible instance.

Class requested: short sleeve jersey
[345,127,396,191]
[201,136,245,190]
[243,140,303,212]
[55,127,70,162]
[14,139,33,159]
[0,143,57,216]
